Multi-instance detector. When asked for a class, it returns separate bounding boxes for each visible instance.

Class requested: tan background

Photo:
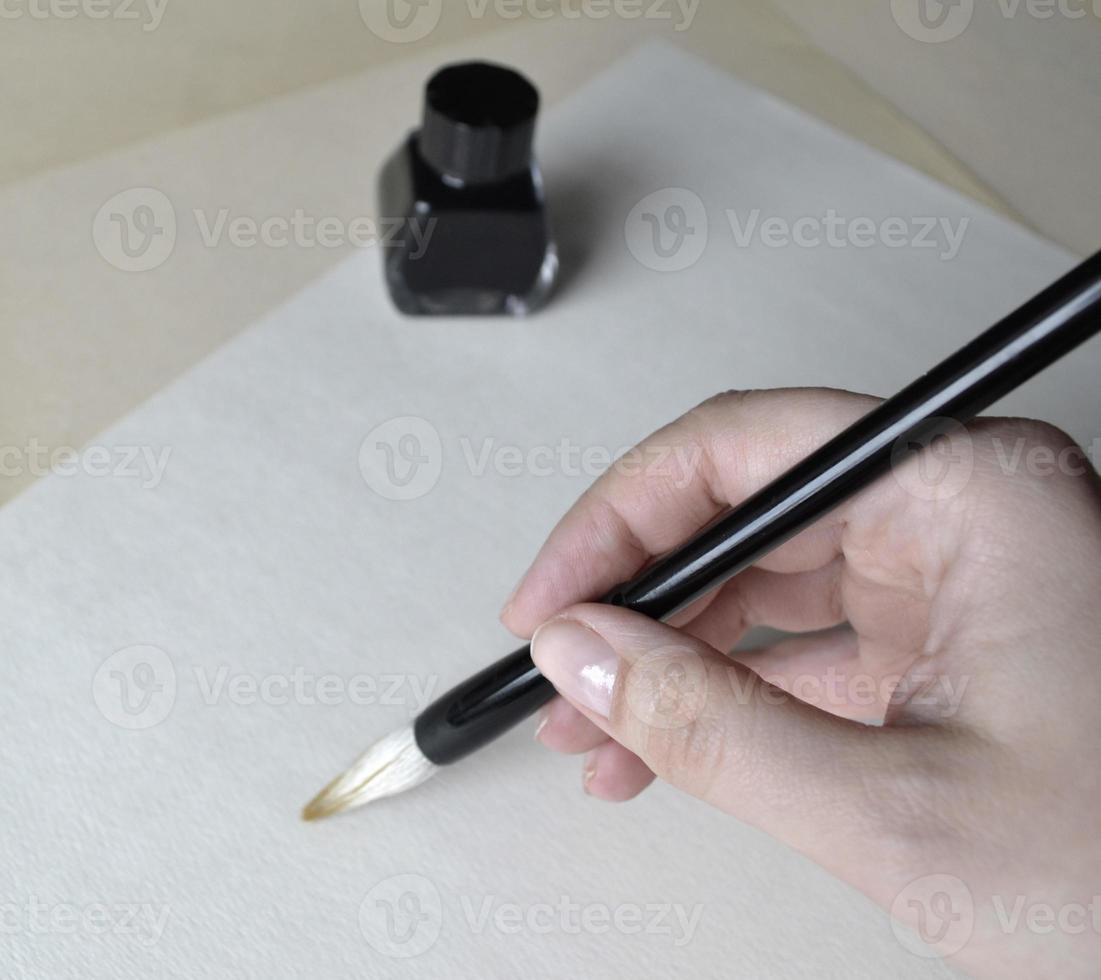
[2,0,1098,506]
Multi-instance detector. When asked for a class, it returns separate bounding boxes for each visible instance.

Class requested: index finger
[500,388,880,638]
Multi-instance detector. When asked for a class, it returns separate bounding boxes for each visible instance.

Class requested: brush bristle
[302,725,437,821]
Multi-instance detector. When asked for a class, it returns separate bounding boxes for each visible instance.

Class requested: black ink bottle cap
[419,62,539,186]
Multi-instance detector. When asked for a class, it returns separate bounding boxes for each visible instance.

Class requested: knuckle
[643,710,729,786]
[824,561,846,624]
[972,418,1084,476]
[684,389,755,435]
[1014,417,1078,451]
[695,388,755,413]
[964,418,1096,527]
[615,655,735,787]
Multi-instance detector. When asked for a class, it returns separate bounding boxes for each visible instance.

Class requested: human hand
[502,388,1101,979]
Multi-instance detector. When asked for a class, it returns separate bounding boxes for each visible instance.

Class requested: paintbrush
[304,248,1101,821]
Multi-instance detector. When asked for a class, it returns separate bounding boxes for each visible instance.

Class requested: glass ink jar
[377,61,558,316]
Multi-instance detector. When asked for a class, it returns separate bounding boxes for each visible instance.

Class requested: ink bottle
[377,61,558,316]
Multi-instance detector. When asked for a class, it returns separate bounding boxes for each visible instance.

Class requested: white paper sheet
[1,42,1096,979]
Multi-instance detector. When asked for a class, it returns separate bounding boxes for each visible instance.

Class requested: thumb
[530,603,959,886]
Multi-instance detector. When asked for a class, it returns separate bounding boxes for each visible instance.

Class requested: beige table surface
[1,1,1096,507]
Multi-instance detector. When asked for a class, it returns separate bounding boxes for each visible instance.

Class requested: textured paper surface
[1,43,1097,979]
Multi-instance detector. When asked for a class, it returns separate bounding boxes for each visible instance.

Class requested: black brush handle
[416,251,1101,766]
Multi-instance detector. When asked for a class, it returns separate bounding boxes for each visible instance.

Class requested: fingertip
[498,602,526,638]
[499,569,554,639]
[498,577,529,635]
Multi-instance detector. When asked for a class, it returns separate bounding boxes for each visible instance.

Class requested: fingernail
[533,710,549,743]
[582,752,597,794]
[531,619,618,718]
